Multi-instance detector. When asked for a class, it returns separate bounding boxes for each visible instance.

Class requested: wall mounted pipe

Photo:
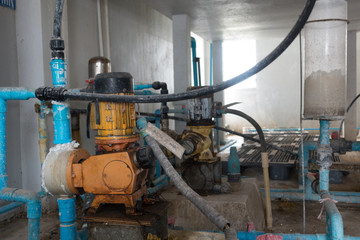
[36,0,316,104]
[191,37,199,86]
[0,88,41,239]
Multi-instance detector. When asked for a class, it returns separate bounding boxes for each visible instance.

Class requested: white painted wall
[108,0,173,115]
[0,6,21,189]
[224,35,354,132]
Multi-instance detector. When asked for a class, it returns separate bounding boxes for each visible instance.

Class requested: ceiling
[142,0,360,41]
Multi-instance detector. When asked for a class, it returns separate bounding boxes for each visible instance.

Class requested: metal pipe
[219,139,237,153]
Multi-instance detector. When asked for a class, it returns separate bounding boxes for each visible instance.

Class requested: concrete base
[163,178,265,232]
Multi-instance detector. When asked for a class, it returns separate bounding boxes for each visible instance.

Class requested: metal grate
[237,133,339,167]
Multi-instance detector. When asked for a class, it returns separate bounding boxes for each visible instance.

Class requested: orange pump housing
[73,72,147,213]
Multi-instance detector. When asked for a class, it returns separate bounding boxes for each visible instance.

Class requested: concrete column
[213,40,225,144]
[16,0,48,191]
[172,14,191,133]
[345,31,357,141]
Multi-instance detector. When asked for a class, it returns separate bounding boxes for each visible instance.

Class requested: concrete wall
[224,35,354,132]
[0,6,21,188]
[108,0,173,115]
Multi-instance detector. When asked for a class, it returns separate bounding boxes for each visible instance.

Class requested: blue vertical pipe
[0,89,41,239]
[0,99,7,190]
[319,120,330,193]
[191,37,198,86]
[154,109,162,179]
[210,43,213,86]
[51,58,76,239]
[57,197,77,240]
[298,141,317,186]
[51,59,71,144]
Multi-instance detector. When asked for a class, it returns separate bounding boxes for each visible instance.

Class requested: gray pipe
[144,135,237,239]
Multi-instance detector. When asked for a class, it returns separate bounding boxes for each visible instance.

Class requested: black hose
[338,93,360,140]
[214,126,297,157]
[56,0,316,103]
[222,109,267,152]
[137,112,297,156]
[53,0,65,38]
[144,135,237,239]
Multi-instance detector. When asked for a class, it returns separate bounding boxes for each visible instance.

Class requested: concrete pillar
[16,0,49,191]
[212,41,225,144]
[172,15,191,133]
[345,31,357,141]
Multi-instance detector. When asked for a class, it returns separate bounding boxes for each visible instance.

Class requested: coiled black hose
[144,135,237,240]
[52,0,316,103]
[53,0,65,38]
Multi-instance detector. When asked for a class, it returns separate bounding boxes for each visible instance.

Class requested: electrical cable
[42,0,316,104]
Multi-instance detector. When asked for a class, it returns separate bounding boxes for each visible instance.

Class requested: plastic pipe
[51,59,71,144]
[191,37,198,86]
[236,230,357,240]
[57,197,77,240]
[228,147,240,182]
[38,102,48,164]
[134,84,153,90]
[0,188,41,240]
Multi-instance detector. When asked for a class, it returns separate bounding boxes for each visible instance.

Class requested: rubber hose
[136,112,297,156]
[144,135,237,240]
[53,0,65,38]
[60,0,315,103]
[222,109,266,152]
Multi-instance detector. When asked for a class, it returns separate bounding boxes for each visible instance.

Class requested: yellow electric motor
[90,72,138,152]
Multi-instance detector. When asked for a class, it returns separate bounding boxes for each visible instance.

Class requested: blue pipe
[191,37,198,86]
[236,231,358,240]
[0,90,41,239]
[0,201,24,214]
[134,90,153,95]
[0,188,41,240]
[58,197,77,240]
[50,59,71,144]
[147,179,169,195]
[51,58,80,239]
[210,43,213,86]
[134,84,152,91]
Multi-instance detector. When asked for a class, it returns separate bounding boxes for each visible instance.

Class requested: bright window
[222,39,256,89]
